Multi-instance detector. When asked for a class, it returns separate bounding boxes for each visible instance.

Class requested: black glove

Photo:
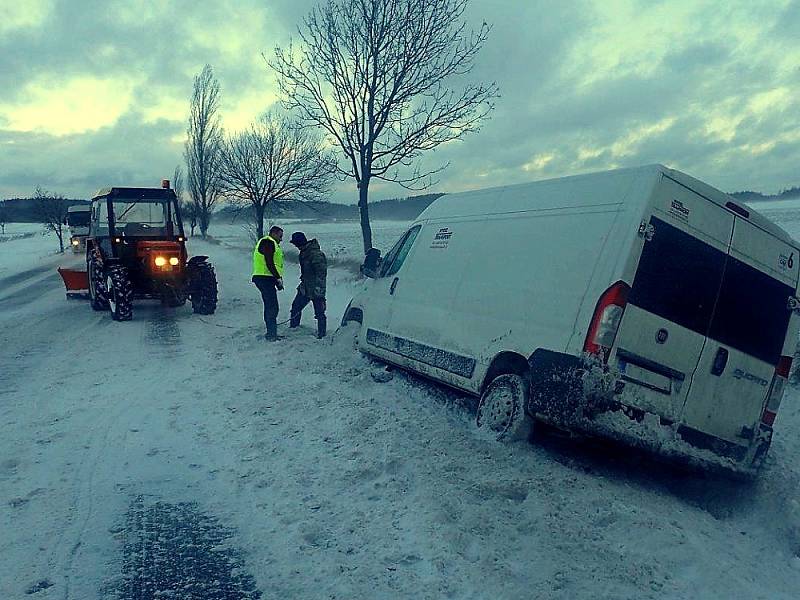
[276,278,284,291]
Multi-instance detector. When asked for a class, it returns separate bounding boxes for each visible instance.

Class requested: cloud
[0,0,798,201]
[411,0,800,197]
[0,75,139,135]
[0,0,53,34]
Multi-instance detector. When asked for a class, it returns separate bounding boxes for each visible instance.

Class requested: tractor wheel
[190,262,218,315]
[88,251,109,311]
[106,265,133,321]
[476,373,533,442]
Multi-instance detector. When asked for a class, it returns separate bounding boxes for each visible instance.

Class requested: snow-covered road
[2,221,800,599]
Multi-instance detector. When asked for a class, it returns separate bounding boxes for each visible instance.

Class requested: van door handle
[390,277,399,295]
[711,347,729,376]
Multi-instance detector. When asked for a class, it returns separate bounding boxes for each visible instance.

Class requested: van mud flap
[527,349,619,425]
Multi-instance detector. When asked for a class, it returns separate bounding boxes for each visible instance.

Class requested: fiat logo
[656,328,669,344]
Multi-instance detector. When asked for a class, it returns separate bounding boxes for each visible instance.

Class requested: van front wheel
[476,373,533,442]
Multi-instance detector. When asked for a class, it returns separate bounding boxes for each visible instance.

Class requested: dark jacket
[298,239,327,298]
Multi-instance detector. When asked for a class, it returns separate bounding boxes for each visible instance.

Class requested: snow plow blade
[58,267,89,298]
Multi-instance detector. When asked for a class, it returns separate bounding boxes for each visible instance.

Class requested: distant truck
[67,204,91,253]
[343,164,800,477]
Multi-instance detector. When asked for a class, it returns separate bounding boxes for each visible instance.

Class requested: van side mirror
[361,248,382,278]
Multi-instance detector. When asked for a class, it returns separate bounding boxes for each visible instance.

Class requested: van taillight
[762,355,793,427]
[776,355,793,378]
[584,281,631,362]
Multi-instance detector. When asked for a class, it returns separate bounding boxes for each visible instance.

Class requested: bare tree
[172,165,185,203]
[272,0,499,253]
[32,186,68,253]
[219,111,336,239]
[184,64,224,238]
[172,165,197,236]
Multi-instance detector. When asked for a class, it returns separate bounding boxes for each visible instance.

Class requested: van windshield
[67,211,90,227]
[380,226,421,277]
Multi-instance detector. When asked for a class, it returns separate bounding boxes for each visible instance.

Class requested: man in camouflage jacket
[289,231,328,338]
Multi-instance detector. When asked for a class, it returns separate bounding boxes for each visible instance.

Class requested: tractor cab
[91,186,183,241]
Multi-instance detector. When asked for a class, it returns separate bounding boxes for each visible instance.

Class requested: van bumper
[527,349,618,423]
[527,349,769,476]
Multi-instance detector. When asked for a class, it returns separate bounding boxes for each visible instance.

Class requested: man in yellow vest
[252,225,285,341]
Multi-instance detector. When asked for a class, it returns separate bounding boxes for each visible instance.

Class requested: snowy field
[209,219,411,273]
[2,212,800,599]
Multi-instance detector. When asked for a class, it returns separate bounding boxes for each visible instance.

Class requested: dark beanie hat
[290,231,308,246]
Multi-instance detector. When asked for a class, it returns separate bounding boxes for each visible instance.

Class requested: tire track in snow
[56,313,149,599]
[38,309,150,598]
[0,262,55,290]
[111,497,261,600]
[141,304,184,354]
[59,395,128,600]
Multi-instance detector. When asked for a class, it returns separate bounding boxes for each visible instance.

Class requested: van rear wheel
[476,373,533,442]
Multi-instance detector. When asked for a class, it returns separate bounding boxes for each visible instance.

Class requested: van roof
[418,164,798,248]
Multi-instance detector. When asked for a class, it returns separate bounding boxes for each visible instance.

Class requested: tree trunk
[199,210,210,238]
[56,225,64,253]
[358,179,373,255]
[197,196,209,238]
[255,204,265,239]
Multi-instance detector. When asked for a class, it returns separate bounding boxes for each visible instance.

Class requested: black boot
[316,316,327,339]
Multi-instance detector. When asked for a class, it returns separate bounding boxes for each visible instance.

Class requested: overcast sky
[1,0,798,202]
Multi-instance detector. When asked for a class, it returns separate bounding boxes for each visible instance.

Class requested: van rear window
[630,217,794,366]
[629,217,726,336]
[709,257,793,365]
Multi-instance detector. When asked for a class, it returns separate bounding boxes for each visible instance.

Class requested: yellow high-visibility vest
[252,235,283,277]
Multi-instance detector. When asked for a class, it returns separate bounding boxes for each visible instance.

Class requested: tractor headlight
[71,239,79,246]
[169,257,179,266]
[154,256,167,267]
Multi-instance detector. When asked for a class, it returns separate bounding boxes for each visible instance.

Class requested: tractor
[71,180,217,321]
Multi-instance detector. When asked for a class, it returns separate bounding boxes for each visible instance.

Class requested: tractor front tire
[106,265,133,321]
[88,251,109,311]
[191,262,218,315]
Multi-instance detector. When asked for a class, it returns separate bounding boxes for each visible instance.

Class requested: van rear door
[611,177,734,421]
[681,218,799,444]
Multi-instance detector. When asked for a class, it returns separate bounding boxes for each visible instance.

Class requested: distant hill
[217,193,445,223]
[0,197,89,222]
[730,186,800,202]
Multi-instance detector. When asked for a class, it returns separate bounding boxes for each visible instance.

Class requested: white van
[342,164,800,476]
